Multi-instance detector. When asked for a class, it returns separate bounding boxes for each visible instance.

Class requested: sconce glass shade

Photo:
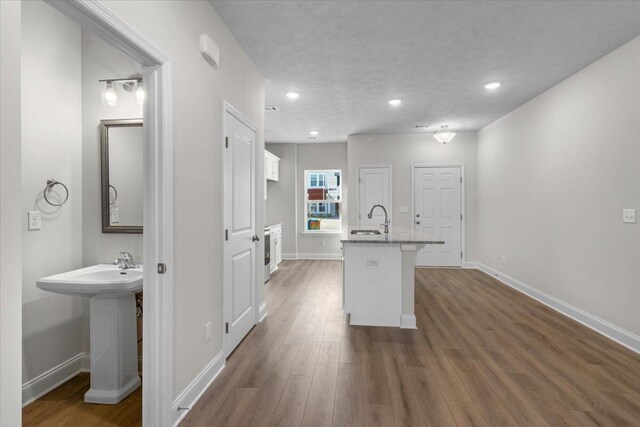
[135,84,145,105]
[433,125,456,144]
[102,82,117,107]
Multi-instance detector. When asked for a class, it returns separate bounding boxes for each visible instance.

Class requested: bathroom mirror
[101,118,143,233]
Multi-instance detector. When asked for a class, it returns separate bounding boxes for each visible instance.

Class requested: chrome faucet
[113,251,138,269]
[367,204,390,234]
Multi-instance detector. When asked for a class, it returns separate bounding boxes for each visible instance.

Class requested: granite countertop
[265,223,282,230]
[340,226,445,245]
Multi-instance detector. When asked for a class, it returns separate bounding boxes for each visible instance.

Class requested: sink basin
[37,264,143,404]
[37,264,142,297]
[350,229,381,235]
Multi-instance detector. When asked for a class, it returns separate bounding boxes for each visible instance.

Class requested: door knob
[252,235,260,242]
[416,214,420,217]
[415,220,421,225]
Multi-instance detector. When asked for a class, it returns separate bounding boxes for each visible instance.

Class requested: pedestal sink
[37,264,142,404]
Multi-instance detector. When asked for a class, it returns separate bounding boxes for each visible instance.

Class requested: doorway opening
[19,1,173,425]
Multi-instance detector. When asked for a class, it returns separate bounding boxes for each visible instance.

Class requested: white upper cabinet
[265,150,280,182]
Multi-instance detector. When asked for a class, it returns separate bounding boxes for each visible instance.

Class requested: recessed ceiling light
[484,81,502,90]
[388,99,402,106]
[309,130,319,137]
[286,91,299,99]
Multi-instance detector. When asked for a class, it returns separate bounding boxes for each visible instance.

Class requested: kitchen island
[341,227,444,328]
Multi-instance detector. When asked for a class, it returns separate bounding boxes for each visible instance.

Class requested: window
[304,170,342,232]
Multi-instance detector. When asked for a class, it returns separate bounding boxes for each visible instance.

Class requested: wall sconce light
[100,78,143,107]
[135,83,145,105]
[433,125,457,144]
[102,81,117,107]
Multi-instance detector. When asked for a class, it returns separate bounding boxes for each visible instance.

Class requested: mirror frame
[100,118,143,234]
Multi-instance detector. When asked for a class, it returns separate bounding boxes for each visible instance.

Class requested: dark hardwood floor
[24,260,640,426]
[22,373,141,426]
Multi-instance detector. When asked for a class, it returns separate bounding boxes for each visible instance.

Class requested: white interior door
[224,110,257,357]
[414,167,462,267]
[358,166,390,227]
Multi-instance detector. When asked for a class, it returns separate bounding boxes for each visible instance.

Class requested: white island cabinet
[341,228,444,328]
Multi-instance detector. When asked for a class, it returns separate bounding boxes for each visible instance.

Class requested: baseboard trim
[283,253,342,261]
[22,352,90,406]
[475,262,640,355]
[296,253,342,260]
[463,261,480,269]
[172,351,225,426]
[258,302,268,323]
[400,314,417,329]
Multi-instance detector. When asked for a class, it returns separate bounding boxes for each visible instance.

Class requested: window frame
[303,169,343,234]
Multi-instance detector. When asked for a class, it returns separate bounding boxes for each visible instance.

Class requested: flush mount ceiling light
[388,98,402,106]
[309,130,319,137]
[433,125,457,144]
[286,91,299,100]
[484,81,502,90]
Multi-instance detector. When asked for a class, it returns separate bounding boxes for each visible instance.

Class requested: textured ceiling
[210,1,640,143]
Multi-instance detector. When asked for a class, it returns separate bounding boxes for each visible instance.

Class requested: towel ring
[108,185,118,205]
[43,179,69,207]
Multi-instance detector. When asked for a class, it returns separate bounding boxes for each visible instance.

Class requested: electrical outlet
[623,209,636,224]
[367,259,379,267]
[28,211,42,230]
[502,255,506,264]
[321,240,326,247]
[205,321,212,342]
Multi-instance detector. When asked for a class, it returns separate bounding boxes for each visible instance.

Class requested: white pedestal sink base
[86,293,141,404]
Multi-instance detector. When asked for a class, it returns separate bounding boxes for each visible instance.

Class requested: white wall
[101,0,265,397]
[0,0,23,423]
[347,133,478,260]
[477,37,640,337]
[21,0,85,386]
[81,29,143,266]
[266,142,348,259]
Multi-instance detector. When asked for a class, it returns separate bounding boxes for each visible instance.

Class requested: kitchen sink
[350,229,381,235]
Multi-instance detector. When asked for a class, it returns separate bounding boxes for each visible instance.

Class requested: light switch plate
[366,259,379,267]
[28,211,41,230]
[205,321,212,342]
[623,209,636,224]
[110,207,120,224]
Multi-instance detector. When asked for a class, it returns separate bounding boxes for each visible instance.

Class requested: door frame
[44,2,174,425]
[410,164,466,266]
[221,101,261,358]
[357,164,393,227]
